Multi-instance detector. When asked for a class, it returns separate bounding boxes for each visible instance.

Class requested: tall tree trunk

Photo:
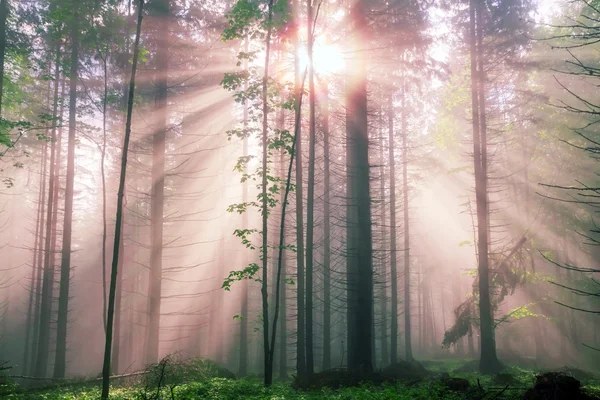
[346,0,373,371]
[305,0,316,375]
[42,44,61,377]
[322,81,331,371]
[239,35,249,377]
[100,50,109,333]
[469,0,500,373]
[293,0,306,378]
[401,80,413,362]
[278,143,288,379]
[0,0,8,117]
[387,94,398,365]
[33,62,53,378]
[101,2,143,397]
[53,5,79,378]
[146,0,169,365]
[378,100,388,367]
[261,0,275,386]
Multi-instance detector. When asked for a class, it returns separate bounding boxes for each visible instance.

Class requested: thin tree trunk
[278,139,288,380]
[146,0,169,365]
[387,94,398,365]
[305,0,316,375]
[101,2,143,397]
[239,35,249,377]
[293,0,306,378]
[33,64,53,378]
[100,49,109,333]
[378,100,388,367]
[322,81,331,371]
[261,0,275,385]
[401,79,413,362]
[42,44,61,378]
[53,5,79,378]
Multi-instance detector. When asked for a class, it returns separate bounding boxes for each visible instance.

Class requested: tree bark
[239,35,249,377]
[101,1,143,397]
[469,0,500,373]
[387,94,398,365]
[401,80,413,362]
[53,4,79,378]
[293,0,306,378]
[322,81,331,371]
[346,0,373,371]
[305,0,316,375]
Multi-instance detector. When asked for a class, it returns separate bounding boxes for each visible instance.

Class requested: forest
[0,0,599,399]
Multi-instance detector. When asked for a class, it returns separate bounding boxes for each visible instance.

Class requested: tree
[345,0,373,371]
[101,1,144,397]
[53,0,81,378]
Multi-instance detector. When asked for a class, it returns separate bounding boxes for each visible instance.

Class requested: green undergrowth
[4,359,600,399]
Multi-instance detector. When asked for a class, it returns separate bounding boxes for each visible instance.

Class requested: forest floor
[2,358,600,399]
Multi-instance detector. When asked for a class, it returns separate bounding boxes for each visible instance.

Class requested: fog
[0,0,598,390]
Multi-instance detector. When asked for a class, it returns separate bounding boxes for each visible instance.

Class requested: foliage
[6,360,600,399]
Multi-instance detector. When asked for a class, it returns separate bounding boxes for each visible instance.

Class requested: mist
[0,0,599,398]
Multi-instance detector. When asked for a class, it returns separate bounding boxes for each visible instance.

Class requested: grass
[3,359,599,399]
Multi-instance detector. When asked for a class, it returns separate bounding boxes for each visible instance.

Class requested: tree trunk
[387,94,398,365]
[346,0,373,371]
[378,100,388,367]
[401,79,413,362]
[293,0,306,378]
[33,62,53,378]
[261,0,275,385]
[101,2,143,397]
[146,0,169,365]
[305,0,316,375]
[42,44,61,377]
[469,0,500,374]
[239,35,249,377]
[322,81,331,371]
[53,5,79,378]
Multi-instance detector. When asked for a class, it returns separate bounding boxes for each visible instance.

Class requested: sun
[297,38,345,78]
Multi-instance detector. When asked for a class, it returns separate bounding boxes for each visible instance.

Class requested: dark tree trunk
[378,100,388,367]
[261,0,275,385]
[401,81,413,361]
[42,45,61,377]
[33,62,54,378]
[305,0,316,375]
[322,82,331,371]
[101,2,143,397]
[346,0,373,371]
[53,6,79,378]
[469,0,500,374]
[387,94,398,364]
